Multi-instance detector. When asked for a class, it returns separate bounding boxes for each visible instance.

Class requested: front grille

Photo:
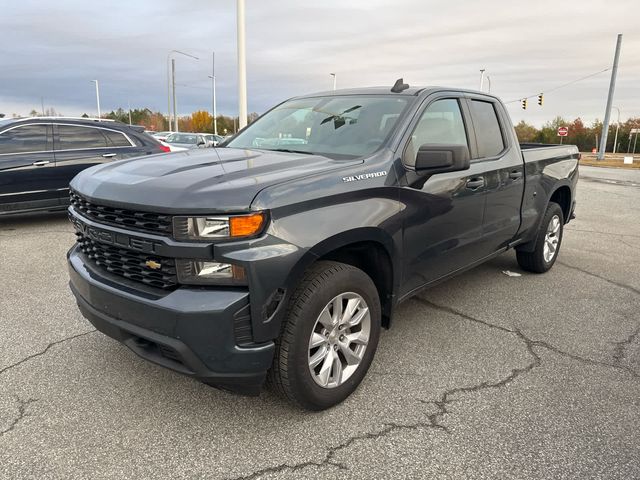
[76,232,178,290]
[70,191,173,236]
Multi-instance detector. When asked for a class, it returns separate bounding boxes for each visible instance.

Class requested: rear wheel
[268,261,381,410]
[516,202,564,273]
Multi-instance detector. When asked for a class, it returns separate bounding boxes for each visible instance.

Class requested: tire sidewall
[287,266,381,410]
[539,203,564,270]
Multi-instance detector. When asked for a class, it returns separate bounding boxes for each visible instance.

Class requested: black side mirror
[415,144,470,175]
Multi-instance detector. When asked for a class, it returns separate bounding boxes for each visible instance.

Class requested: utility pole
[91,80,101,118]
[237,0,248,130]
[479,69,486,91]
[128,100,132,125]
[171,59,178,132]
[330,73,337,90]
[598,34,623,160]
[166,50,199,132]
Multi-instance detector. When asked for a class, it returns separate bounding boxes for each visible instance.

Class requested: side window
[57,125,107,150]
[404,99,468,167]
[469,100,505,158]
[102,129,132,147]
[0,124,48,154]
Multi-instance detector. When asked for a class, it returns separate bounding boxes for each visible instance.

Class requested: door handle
[466,177,485,189]
[32,160,50,166]
[509,170,523,180]
[102,153,117,158]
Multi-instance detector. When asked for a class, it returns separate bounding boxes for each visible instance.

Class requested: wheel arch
[286,228,399,329]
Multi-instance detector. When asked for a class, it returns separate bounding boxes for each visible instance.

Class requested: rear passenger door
[0,123,58,213]
[465,96,525,252]
[52,124,134,201]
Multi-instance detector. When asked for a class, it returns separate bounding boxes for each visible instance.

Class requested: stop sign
[557,127,569,137]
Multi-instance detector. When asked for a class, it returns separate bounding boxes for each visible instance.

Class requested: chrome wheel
[308,292,371,389]
[543,214,561,263]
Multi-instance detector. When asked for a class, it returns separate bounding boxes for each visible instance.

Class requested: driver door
[400,96,488,296]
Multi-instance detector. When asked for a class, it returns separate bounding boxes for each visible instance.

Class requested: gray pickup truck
[67,81,578,410]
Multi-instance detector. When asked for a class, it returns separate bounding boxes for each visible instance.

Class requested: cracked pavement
[1,166,639,479]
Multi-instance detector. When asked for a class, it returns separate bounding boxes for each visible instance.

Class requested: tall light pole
[330,73,337,90]
[237,0,248,130]
[90,80,101,118]
[598,34,623,160]
[166,50,199,131]
[479,69,486,91]
[208,52,218,135]
[612,106,621,154]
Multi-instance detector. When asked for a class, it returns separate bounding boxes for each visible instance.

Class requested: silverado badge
[145,259,162,270]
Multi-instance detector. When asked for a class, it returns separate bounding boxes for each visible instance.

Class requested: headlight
[173,213,266,241]
[176,259,247,285]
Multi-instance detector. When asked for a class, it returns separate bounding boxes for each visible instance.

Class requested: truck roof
[295,85,497,100]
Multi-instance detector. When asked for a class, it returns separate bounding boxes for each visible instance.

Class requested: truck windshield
[226,95,410,158]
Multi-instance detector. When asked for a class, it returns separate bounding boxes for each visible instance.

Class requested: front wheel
[268,261,381,410]
[516,202,564,273]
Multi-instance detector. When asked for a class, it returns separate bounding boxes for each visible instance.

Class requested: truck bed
[519,143,580,164]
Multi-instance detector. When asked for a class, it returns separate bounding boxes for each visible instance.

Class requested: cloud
[0,0,637,127]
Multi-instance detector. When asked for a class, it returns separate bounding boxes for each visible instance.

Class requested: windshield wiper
[266,148,314,155]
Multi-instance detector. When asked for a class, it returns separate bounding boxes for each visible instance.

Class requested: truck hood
[70,147,361,213]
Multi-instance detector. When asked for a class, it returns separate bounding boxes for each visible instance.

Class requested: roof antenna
[391,78,409,93]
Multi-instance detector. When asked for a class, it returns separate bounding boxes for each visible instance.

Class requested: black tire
[516,202,564,273]
[268,261,381,410]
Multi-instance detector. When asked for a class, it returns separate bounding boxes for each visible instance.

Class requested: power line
[504,67,611,104]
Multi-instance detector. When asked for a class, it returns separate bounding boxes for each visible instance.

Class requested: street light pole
[90,80,101,118]
[166,50,199,132]
[208,52,218,135]
[330,73,337,90]
[479,69,486,91]
[171,59,179,132]
[612,107,621,154]
[237,0,248,130]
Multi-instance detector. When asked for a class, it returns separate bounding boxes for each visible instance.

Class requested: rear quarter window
[470,100,505,158]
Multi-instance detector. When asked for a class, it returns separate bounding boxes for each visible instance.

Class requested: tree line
[102,108,259,135]
[515,116,640,153]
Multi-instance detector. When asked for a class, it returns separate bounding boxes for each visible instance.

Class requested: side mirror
[415,144,470,175]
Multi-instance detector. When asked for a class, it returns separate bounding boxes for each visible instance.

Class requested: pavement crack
[0,396,38,437]
[557,260,640,296]
[0,330,96,377]
[228,419,448,479]
[612,325,640,365]
[415,297,639,380]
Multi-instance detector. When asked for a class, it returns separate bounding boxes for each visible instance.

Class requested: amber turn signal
[229,213,265,237]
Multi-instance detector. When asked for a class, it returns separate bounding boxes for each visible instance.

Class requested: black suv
[0,117,167,215]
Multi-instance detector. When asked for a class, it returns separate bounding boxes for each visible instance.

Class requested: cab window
[404,99,468,167]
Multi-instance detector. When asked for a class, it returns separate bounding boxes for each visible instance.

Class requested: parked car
[67,82,578,410]
[158,139,187,153]
[0,117,168,215]
[203,133,224,147]
[151,131,172,142]
[164,132,208,149]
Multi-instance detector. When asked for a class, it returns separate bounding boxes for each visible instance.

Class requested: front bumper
[68,246,274,395]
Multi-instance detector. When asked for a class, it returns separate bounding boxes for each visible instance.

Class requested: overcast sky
[1,0,637,127]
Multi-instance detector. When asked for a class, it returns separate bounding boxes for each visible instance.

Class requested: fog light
[176,259,246,285]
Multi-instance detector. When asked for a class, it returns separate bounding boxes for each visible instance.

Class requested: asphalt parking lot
[1,166,638,479]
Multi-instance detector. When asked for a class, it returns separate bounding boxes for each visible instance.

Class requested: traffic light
[521,99,527,110]
[537,94,543,106]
